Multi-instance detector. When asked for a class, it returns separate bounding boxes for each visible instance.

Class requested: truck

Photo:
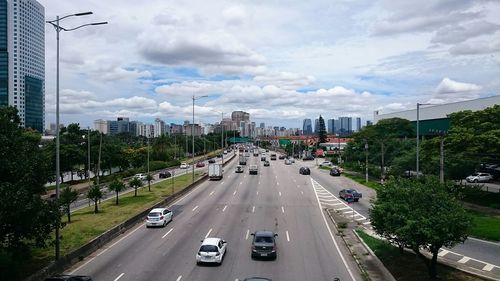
[239,155,247,165]
[270,153,277,160]
[208,164,223,180]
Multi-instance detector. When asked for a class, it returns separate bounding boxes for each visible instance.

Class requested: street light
[46,11,107,261]
[192,95,208,182]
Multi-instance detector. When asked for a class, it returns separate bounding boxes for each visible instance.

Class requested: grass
[343,172,383,191]
[461,187,500,210]
[25,172,203,279]
[467,210,500,241]
[356,230,486,281]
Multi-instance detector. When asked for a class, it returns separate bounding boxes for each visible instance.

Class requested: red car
[196,162,205,167]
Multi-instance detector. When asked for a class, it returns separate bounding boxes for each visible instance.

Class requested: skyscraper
[302,119,312,134]
[356,117,362,132]
[314,118,319,133]
[327,119,334,134]
[3,0,45,131]
[339,117,352,136]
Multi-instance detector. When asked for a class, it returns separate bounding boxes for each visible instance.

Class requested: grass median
[343,172,383,191]
[28,171,203,278]
[467,210,500,241]
[355,229,485,281]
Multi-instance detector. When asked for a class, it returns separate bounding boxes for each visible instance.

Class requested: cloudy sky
[40,0,500,129]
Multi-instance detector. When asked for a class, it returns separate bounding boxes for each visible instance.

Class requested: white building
[5,0,45,131]
[94,119,108,134]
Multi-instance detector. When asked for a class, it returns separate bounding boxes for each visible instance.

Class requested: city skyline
[10,0,500,130]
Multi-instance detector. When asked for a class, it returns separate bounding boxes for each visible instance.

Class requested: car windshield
[255,236,274,243]
[471,173,479,176]
[199,245,218,252]
[148,212,161,217]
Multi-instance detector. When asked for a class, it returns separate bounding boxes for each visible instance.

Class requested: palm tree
[59,186,78,223]
[129,177,143,197]
[108,178,125,205]
[146,173,154,192]
[87,184,103,213]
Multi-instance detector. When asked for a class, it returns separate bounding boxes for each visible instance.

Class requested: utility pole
[440,135,444,184]
[87,127,91,188]
[365,142,369,183]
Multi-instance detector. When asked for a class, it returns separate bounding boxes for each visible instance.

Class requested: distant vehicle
[403,170,423,177]
[331,166,344,173]
[196,237,227,265]
[319,161,333,167]
[251,230,278,259]
[159,171,172,178]
[180,163,189,169]
[134,173,146,180]
[466,172,493,183]
[253,150,259,156]
[299,167,310,175]
[249,165,259,175]
[224,150,228,154]
[208,158,216,163]
[278,155,286,160]
[196,161,206,168]
[264,161,270,167]
[270,154,277,160]
[284,159,292,165]
[339,189,362,202]
[243,278,272,281]
[208,164,223,180]
[239,155,247,165]
[235,165,244,173]
[289,157,295,163]
[303,155,315,161]
[245,152,250,157]
[261,156,266,161]
[44,275,93,281]
[330,168,341,176]
[146,208,173,228]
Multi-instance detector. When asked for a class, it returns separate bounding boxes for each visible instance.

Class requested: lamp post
[365,142,369,183]
[46,12,107,260]
[192,95,208,182]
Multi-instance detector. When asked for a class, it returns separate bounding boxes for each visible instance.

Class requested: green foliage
[466,210,500,241]
[0,107,61,260]
[59,186,78,223]
[146,173,154,192]
[370,176,471,279]
[129,177,143,197]
[87,185,103,213]
[318,115,327,144]
[108,178,125,205]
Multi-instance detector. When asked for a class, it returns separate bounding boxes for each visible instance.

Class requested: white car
[284,159,292,165]
[146,208,173,227]
[196,237,227,265]
[319,161,333,167]
[466,172,493,183]
[134,173,146,180]
[180,163,189,169]
[289,157,295,163]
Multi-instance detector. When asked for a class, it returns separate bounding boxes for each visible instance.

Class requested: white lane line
[281,206,285,213]
[205,228,212,238]
[240,181,243,185]
[310,179,357,281]
[301,191,304,195]
[355,217,366,221]
[363,221,371,225]
[113,273,125,281]
[192,205,199,212]
[245,229,250,240]
[176,276,182,281]
[162,228,174,239]
[209,190,215,196]
[221,181,225,185]
[252,206,255,213]
[483,264,495,271]
[286,230,290,242]
[256,191,259,195]
[336,207,351,211]
[343,210,354,214]
[222,205,228,212]
[438,249,449,257]
[277,182,280,186]
[328,202,344,206]
[279,191,282,196]
[258,181,261,185]
[458,257,470,264]
[233,190,237,195]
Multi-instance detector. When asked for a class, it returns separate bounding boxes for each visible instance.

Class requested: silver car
[146,208,173,227]
[466,172,493,183]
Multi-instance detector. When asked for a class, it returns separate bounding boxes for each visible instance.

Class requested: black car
[261,156,266,161]
[251,230,278,259]
[264,161,270,167]
[299,167,310,175]
[45,275,93,281]
[278,155,286,160]
[159,170,172,178]
[330,168,341,176]
[208,158,216,163]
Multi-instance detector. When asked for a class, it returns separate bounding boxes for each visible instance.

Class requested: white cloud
[431,21,500,44]
[429,77,482,103]
[253,71,316,90]
[449,40,500,55]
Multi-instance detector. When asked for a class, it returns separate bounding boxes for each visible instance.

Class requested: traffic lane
[68,160,240,280]
[447,237,500,266]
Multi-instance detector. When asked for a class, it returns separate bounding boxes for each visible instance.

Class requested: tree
[108,178,125,205]
[129,177,143,197]
[318,115,327,144]
[59,186,78,223]
[370,177,471,279]
[87,184,103,213]
[0,107,60,261]
[146,173,154,192]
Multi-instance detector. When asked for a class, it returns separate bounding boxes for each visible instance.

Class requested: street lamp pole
[365,142,369,183]
[46,12,107,260]
[192,95,208,182]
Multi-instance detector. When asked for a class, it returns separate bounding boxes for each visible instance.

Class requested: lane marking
[205,228,212,238]
[277,182,280,186]
[301,191,304,195]
[438,249,449,257]
[240,181,243,185]
[336,207,350,211]
[281,206,285,213]
[221,181,225,185]
[458,257,470,264]
[252,206,255,213]
[209,190,215,196]
[363,221,371,225]
[258,181,261,185]
[286,230,290,242]
[310,179,357,281]
[176,276,182,281]
[256,191,259,195]
[192,206,199,212]
[343,210,354,214]
[233,190,237,195]
[483,264,495,271]
[113,273,125,281]
[245,229,250,240]
[222,205,227,212]
[279,192,282,196]
[162,228,174,239]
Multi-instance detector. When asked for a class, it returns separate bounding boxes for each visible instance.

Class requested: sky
[39,0,500,129]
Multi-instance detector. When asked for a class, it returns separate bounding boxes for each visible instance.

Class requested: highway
[66,153,361,281]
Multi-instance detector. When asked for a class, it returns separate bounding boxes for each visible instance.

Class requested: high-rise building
[259,122,265,129]
[356,117,362,132]
[314,118,319,133]
[339,117,352,136]
[2,0,45,131]
[366,120,373,126]
[302,119,312,134]
[94,119,108,134]
[154,118,167,137]
[327,119,334,134]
